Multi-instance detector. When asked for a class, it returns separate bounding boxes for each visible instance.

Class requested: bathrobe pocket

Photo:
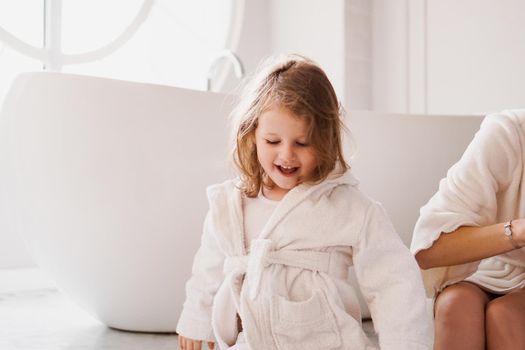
[270,289,341,350]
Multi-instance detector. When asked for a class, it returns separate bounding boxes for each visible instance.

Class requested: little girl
[177,54,432,350]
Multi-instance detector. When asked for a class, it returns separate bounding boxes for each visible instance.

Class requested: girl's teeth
[279,165,297,174]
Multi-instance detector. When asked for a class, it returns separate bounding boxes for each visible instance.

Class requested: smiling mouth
[277,165,299,175]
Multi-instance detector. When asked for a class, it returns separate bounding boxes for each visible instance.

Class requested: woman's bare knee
[435,282,490,321]
[486,296,514,323]
[486,290,525,349]
[433,283,490,350]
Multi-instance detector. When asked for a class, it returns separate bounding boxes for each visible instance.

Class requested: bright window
[0,1,44,107]
[0,0,243,107]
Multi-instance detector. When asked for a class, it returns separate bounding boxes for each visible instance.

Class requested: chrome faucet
[207,49,244,91]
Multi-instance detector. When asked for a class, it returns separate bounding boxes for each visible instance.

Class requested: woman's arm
[416,219,525,270]
[412,113,524,266]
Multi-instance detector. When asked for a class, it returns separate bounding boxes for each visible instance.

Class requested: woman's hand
[178,335,215,350]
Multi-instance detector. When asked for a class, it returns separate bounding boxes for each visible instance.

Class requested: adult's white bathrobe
[411,109,525,297]
[177,174,432,350]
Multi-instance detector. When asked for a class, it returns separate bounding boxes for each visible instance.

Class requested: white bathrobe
[177,173,432,350]
[411,109,525,297]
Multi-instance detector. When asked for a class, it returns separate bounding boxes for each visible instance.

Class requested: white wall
[238,0,364,108]
[372,0,525,115]
[345,0,372,110]
[372,0,408,113]
[223,0,347,96]
[426,0,525,114]
[268,0,346,99]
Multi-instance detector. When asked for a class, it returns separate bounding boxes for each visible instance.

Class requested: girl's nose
[279,144,296,162]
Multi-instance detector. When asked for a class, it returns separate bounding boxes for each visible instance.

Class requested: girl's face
[255,105,318,200]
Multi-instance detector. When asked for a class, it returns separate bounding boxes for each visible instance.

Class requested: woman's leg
[433,281,492,350]
[486,287,525,350]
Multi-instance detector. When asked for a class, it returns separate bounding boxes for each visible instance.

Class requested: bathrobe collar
[229,171,359,243]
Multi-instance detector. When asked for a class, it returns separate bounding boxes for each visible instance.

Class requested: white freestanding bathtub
[2,72,484,332]
[3,72,232,332]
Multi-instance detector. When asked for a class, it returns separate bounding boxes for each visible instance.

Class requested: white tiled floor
[0,268,378,349]
[1,288,181,350]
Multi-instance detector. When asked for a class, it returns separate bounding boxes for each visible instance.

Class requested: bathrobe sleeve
[410,113,522,296]
[176,211,226,341]
[353,202,433,350]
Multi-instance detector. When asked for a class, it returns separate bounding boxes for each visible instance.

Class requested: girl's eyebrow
[262,133,307,140]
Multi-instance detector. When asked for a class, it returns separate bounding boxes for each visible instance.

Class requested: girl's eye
[265,139,279,145]
[296,141,309,147]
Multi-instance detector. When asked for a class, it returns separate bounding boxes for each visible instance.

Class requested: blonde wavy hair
[230,54,349,197]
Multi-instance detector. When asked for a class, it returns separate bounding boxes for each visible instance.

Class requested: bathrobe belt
[212,239,352,348]
[224,239,351,299]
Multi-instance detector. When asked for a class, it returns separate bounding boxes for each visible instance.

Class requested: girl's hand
[178,335,215,350]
